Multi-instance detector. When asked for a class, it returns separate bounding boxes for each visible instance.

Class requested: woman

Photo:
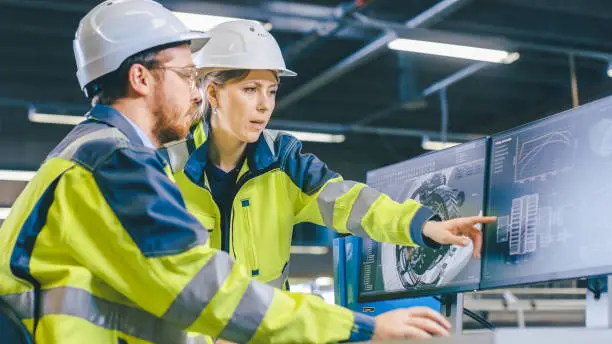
[163,20,495,290]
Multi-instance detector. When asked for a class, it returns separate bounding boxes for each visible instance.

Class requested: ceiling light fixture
[282,130,345,143]
[290,246,329,255]
[29,113,345,144]
[29,112,84,125]
[0,169,36,181]
[421,137,461,151]
[388,38,520,64]
[0,208,10,220]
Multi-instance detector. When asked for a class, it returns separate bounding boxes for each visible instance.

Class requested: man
[0,0,452,343]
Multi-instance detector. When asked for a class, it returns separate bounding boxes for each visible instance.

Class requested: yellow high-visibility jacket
[0,105,375,344]
[162,119,439,290]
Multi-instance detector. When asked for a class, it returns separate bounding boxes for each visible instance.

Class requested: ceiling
[2,0,612,279]
[1,0,612,172]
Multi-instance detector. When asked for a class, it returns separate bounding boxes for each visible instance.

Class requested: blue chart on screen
[359,138,487,301]
[482,96,612,289]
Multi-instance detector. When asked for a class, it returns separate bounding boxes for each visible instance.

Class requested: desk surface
[365,328,612,344]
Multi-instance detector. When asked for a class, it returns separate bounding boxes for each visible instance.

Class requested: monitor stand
[440,293,463,335]
[586,275,612,328]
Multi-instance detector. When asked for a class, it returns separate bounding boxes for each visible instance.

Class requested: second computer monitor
[482,96,612,289]
[359,138,488,301]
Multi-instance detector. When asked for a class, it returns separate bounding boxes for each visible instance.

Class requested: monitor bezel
[357,136,490,302]
[479,96,612,290]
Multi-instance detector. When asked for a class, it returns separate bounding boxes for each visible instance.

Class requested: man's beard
[151,88,196,145]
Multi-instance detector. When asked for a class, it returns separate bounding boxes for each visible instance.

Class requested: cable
[433,295,496,331]
[463,308,496,331]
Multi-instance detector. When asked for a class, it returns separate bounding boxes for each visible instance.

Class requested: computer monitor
[481,96,612,289]
[359,138,489,301]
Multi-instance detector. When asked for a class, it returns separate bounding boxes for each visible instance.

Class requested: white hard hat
[74,0,210,93]
[193,20,296,77]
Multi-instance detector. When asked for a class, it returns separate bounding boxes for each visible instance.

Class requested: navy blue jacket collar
[184,119,277,186]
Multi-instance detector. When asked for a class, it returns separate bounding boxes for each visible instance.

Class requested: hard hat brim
[180,31,211,53]
[279,69,297,77]
[199,67,297,78]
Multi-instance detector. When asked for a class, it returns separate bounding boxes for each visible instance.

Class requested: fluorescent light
[0,169,36,181]
[289,283,313,294]
[29,112,84,125]
[173,11,247,32]
[0,208,10,220]
[388,38,520,64]
[30,113,344,144]
[607,62,612,77]
[422,138,461,151]
[282,130,345,143]
[315,276,334,287]
[290,246,329,255]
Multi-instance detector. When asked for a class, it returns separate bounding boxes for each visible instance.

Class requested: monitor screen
[358,138,488,301]
[482,96,612,289]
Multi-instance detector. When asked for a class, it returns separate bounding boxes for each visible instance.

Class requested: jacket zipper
[240,198,259,276]
[199,172,222,249]
[230,171,252,258]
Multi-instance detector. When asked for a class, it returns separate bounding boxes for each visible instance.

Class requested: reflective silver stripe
[316,181,358,229]
[163,253,234,328]
[3,288,204,343]
[217,280,274,343]
[55,128,128,161]
[163,140,191,173]
[266,261,290,289]
[185,335,211,344]
[346,186,382,238]
[1,290,35,319]
[41,287,188,343]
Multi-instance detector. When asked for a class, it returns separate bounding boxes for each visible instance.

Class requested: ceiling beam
[491,0,612,21]
[276,30,396,112]
[0,0,87,12]
[276,0,475,112]
[441,20,612,53]
[0,0,373,40]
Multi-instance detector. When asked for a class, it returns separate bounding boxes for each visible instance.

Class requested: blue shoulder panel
[48,120,135,172]
[278,134,340,196]
[49,105,154,172]
[93,147,209,258]
[48,120,108,158]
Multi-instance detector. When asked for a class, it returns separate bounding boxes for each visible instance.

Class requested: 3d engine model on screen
[393,173,466,288]
[359,139,486,300]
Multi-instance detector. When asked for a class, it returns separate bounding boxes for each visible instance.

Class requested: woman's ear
[206,84,219,110]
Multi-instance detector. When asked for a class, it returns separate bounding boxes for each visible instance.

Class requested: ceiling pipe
[0,97,483,141]
[269,119,483,141]
[282,0,378,63]
[355,61,491,126]
[276,0,475,112]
